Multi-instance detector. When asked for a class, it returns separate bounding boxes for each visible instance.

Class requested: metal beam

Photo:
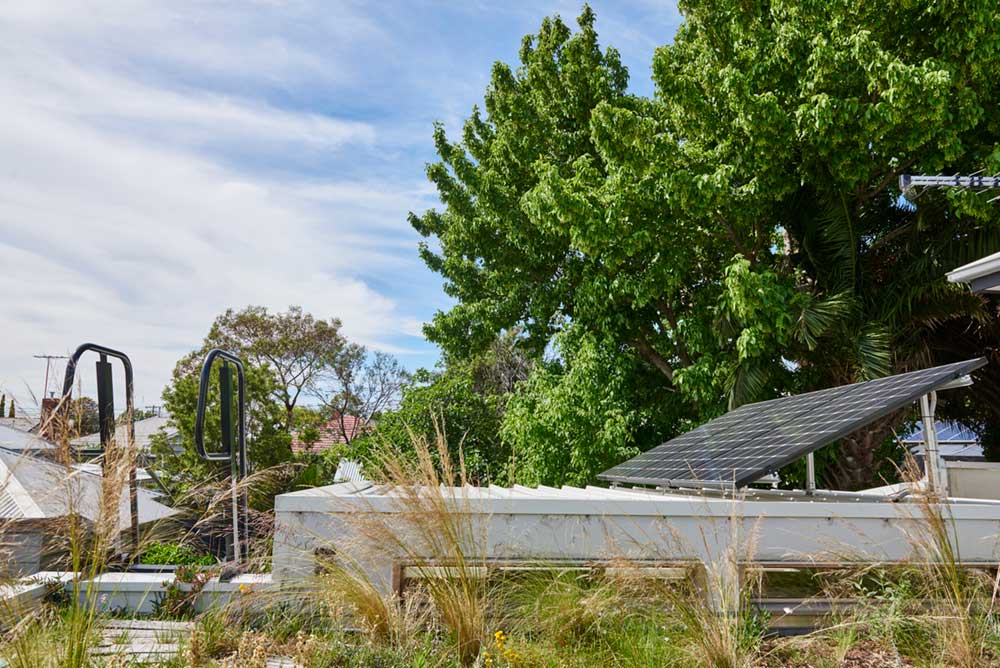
[919,391,947,497]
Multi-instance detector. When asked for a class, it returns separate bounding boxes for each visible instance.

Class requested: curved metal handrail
[193,348,249,562]
[60,342,139,553]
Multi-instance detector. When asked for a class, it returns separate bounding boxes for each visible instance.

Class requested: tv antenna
[34,354,69,401]
[900,171,1000,202]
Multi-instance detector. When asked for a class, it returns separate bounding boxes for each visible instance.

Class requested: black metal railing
[194,348,249,563]
[60,343,140,553]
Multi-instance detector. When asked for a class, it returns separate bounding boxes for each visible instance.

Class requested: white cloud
[0,0,679,414]
[0,1,436,413]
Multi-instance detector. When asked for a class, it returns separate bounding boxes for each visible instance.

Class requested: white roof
[0,416,39,433]
[0,449,177,528]
[947,251,1000,293]
[71,415,176,452]
[0,424,56,453]
[333,459,366,484]
[276,481,1000,521]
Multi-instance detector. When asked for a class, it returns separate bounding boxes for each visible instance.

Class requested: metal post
[919,391,945,497]
[805,452,816,495]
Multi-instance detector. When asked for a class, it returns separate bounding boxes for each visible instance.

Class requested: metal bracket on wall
[194,349,249,563]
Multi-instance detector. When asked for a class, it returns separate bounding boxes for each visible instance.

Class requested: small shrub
[152,565,214,619]
[141,541,215,566]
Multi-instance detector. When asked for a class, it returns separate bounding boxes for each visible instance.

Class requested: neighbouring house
[0,449,178,575]
[903,420,983,462]
[0,424,58,459]
[70,414,182,458]
[947,250,1000,294]
[0,415,38,433]
[290,413,366,455]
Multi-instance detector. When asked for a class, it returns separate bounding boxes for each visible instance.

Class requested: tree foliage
[356,334,531,483]
[311,348,409,444]
[411,4,1000,488]
[206,305,346,429]
[502,326,684,486]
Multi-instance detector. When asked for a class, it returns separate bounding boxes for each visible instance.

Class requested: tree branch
[859,156,917,204]
[656,301,693,367]
[718,216,756,264]
[629,334,674,381]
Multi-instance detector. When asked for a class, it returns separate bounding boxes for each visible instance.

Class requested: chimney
[39,397,63,441]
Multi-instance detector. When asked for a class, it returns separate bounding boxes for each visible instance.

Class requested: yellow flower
[238,583,252,594]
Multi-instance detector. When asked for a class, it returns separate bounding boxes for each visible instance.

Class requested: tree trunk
[822,413,903,490]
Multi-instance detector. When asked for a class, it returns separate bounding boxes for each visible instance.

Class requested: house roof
[0,416,39,433]
[902,420,985,461]
[291,414,365,454]
[0,449,177,528]
[333,459,367,484]
[947,251,1000,294]
[0,424,56,453]
[70,415,177,453]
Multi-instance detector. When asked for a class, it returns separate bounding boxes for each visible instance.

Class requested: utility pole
[33,354,69,400]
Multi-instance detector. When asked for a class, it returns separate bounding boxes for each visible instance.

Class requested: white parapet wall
[70,572,272,615]
[272,482,1000,595]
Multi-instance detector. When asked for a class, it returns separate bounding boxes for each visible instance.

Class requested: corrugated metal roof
[902,420,979,444]
[333,459,366,483]
[70,415,177,452]
[0,488,22,518]
[903,420,984,461]
[0,424,56,452]
[0,450,177,527]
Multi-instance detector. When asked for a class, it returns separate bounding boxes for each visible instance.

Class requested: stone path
[93,619,301,666]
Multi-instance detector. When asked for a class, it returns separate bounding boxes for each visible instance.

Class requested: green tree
[152,341,293,504]
[502,326,685,486]
[412,4,1000,488]
[356,334,531,483]
[206,305,347,430]
[8,400,13,418]
[0,394,6,417]
[68,397,99,437]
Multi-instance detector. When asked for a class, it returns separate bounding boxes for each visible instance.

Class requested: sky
[0,0,682,415]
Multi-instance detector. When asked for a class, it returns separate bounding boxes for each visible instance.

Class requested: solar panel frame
[598,358,987,489]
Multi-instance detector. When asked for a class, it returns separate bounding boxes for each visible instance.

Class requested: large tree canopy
[411,3,1000,488]
[207,305,347,430]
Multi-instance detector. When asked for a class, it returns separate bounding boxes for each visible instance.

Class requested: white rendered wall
[947,462,1000,500]
[272,483,1000,594]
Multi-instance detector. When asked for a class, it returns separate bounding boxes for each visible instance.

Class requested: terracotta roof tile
[291,414,366,454]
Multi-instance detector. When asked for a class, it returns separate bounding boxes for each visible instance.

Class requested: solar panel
[598,358,987,489]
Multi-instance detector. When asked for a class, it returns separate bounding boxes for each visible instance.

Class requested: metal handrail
[60,342,140,554]
[193,348,249,563]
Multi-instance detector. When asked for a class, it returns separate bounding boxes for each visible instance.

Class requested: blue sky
[0,1,681,412]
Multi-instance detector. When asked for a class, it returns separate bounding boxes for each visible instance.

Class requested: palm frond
[795,292,854,349]
[852,324,891,381]
[811,193,858,292]
[725,358,773,410]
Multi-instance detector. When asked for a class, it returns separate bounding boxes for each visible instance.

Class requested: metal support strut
[61,343,140,555]
[805,452,816,495]
[194,349,249,563]
[919,391,946,497]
